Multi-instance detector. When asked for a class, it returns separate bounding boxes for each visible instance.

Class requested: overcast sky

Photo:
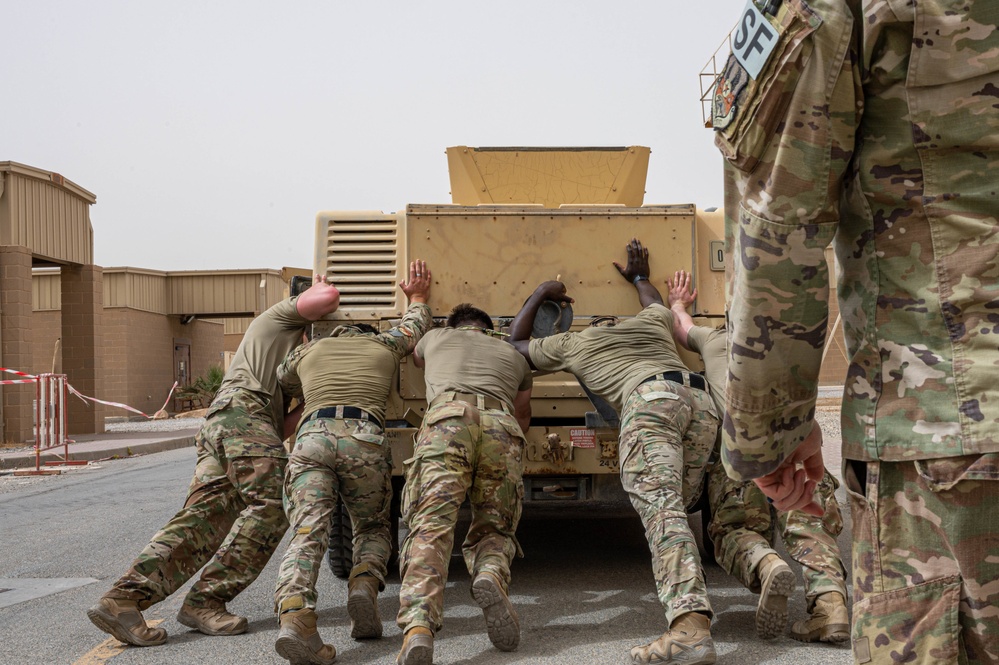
[4,1,743,271]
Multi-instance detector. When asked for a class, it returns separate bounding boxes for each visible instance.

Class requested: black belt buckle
[645,372,706,392]
[312,405,382,428]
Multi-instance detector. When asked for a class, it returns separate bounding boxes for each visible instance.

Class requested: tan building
[1,161,298,443]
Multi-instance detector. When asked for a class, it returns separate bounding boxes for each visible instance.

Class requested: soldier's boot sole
[791,622,850,643]
[87,604,167,647]
[471,574,520,652]
[347,588,382,640]
[396,633,434,665]
[275,628,337,665]
[756,565,794,639]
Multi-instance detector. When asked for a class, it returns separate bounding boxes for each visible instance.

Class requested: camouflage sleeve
[714,0,860,480]
[276,338,318,400]
[375,302,432,358]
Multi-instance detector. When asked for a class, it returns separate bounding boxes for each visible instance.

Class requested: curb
[0,435,196,470]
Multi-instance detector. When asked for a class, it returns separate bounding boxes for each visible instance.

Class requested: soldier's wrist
[632,274,648,285]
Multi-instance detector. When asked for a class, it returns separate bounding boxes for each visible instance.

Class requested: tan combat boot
[274,609,337,665]
[86,596,167,647]
[791,591,850,643]
[397,626,434,665]
[347,574,382,639]
[471,570,520,652]
[177,599,248,636]
[755,553,795,639]
[630,611,716,665]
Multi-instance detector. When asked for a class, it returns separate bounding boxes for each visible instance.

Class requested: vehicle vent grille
[322,217,400,307]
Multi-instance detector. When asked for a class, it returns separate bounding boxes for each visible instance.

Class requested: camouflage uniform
[619,378,718,624]
[397,396,526,633]
[273,303,431,613]
[104,298,311,610]
[708,463,846,604]
[276,418,393,610]
[713,1,999,662]
[529,305,720,627]
[687,325,847,606]
[397,327,532,634]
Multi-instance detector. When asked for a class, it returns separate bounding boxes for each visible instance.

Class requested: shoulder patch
[712,55,749,131]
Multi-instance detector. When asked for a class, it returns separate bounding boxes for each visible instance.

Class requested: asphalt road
[0,446,853,665]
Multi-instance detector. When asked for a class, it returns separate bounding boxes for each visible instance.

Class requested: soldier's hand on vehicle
[753,421,825,517]
[613,238,651,283]
[668,270,697,310]
[296,274,341,321]
[400,260,431,304]
[536,280,573,305]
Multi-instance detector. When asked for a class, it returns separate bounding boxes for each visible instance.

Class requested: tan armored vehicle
[311,146,725,575]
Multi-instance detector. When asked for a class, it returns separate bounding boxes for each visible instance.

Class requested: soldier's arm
[513,388,532,434]
[295,275,341,321]
[371,260,433,356]
[277,338,316,399]
[509,281,573,368]
[667,270,697,351]
[613,238,664,308]
[718,0,858,484]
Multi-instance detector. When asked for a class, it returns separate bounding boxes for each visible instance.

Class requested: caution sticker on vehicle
[570,428,596,448]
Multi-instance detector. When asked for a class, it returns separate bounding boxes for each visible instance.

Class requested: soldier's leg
[335,420,393,640]
[185,451,288,606]
[274,421,338,613]
[706,457,776,591]
[273,420,340,663]
[464,411,525,652]
[618,382,712,626]
[397,410,475,634]
[679,388,718,511]
[462,412,524,586]
[847,456,999,664]
[104,430,242,608]
[777,468,847,604]
[336,421,394,587]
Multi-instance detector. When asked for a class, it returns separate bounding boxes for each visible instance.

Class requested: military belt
[642,371,706,392]
[308,405,383,429]
[431,391,511,414]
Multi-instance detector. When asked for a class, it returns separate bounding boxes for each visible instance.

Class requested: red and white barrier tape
[156,381,180,414]
[1,367,37,378]
[3,367,180,419]
[67,385,145,417]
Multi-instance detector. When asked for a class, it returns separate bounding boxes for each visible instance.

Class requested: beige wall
[102,310,223,415]
[29,308,223,420]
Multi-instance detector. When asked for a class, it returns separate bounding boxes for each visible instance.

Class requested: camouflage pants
[618,379,719,626]
[846,456,999,665]
[397,399,525,633]
[274,416,393,613]
[107,388,288,609]
[708,460,846,606]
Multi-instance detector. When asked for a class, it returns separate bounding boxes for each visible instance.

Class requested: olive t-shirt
[220,297,310,427]
[416,328,533,406]
[278,303,431,424]
[528,303,688,414]
[687,325,727,420]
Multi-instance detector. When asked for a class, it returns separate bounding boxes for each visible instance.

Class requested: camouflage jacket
[714,0,999,478]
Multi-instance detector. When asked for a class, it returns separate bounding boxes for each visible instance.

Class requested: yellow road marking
[74,619,164,665]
